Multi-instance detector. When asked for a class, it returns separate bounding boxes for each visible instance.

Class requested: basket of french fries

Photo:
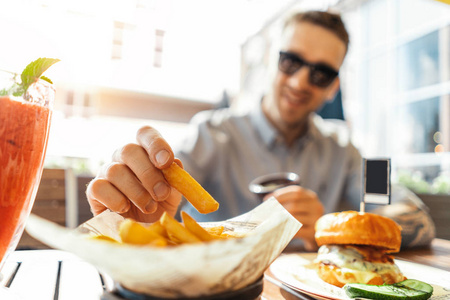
[25,163,302,299]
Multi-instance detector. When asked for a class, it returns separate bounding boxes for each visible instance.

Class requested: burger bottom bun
[317,264,387,288]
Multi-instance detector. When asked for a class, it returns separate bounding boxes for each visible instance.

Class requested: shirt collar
[250,99,278,146]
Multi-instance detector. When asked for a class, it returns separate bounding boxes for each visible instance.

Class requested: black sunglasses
[278,51,339,88]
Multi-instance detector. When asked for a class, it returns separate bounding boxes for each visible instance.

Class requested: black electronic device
[361,158,391,209]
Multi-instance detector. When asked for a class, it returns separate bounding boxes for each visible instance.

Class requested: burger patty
[315,244,404,279]
[345,245,394,264]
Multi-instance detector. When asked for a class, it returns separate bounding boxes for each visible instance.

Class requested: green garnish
[344,279,433,300]
[0,57,60,97]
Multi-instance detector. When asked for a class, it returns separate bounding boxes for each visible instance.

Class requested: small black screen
[365,160,388,194]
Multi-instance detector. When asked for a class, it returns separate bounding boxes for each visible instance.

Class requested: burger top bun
[315,211,402,253]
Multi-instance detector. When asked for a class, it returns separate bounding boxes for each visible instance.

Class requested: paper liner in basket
[25,197,302,298]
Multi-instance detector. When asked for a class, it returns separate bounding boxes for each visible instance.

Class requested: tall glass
[0,70,54,273]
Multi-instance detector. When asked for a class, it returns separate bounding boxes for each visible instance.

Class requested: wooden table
[1,239,449,300]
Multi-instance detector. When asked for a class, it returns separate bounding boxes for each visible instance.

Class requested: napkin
[25,197,302,298]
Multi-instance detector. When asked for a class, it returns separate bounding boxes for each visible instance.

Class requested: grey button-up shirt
[176,101,363,222]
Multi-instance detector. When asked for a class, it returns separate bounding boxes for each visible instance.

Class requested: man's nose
[286,66,310,89]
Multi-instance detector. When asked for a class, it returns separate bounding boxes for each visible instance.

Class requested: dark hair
[284,10,349,53]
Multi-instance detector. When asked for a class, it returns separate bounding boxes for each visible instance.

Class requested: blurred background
[1,0,449,243]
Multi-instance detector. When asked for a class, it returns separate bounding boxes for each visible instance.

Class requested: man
[86,11,432,251]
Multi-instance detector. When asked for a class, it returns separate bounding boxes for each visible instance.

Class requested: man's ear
[325,77,341,102]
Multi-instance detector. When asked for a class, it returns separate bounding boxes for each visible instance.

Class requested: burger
[314,211,406,288]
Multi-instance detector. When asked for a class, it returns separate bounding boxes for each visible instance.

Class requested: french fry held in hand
[162,162,219,214]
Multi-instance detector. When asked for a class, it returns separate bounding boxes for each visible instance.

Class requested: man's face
[268,22,347,128]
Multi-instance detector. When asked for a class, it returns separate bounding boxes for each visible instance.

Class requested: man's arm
[369,184,436,249]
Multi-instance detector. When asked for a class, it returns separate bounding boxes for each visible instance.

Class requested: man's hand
[86,126,182,223]
[267,185,324,251]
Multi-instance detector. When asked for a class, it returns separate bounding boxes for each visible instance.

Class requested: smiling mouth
[283,93,310,107]
[282,87,311,106]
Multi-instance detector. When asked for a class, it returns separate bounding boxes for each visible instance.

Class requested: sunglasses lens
[279,51,339,88]
[278,52,304,75]
[310,67,338,87]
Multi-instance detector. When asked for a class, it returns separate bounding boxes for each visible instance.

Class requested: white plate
[269,253,450,300]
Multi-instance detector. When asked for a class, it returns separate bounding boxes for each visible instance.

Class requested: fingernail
[155,150,170,166]
[153,181,170,200]
[118,202,130,214]
[145,201,157,213]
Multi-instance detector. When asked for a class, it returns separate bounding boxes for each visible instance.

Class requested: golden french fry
[147,220,169,239]
[115,216,242,247]
[181,211,217,242]
[147,239,168,247]
[219,232,245,239]
[203,225,225,236]
[162,162,219,214]
[90,235,120,244]
[119,218,168,246]
[160,212,201,244]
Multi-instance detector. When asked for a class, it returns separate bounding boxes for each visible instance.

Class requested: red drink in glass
[0,77,54,272]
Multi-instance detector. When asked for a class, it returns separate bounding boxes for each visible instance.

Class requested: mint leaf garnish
[0,58,59,98]
[39,75,53,85]
[20,58,60,93]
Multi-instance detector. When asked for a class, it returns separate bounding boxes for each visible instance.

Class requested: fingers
[136,126,174,169]
[273,187,319,213]
[272,185,317,203]
[112,144,171,203]
[273,186,323,215]
[98,162,159,213]
[86,178,131,215]
[86,126,182,221]
[271,185,324,250]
